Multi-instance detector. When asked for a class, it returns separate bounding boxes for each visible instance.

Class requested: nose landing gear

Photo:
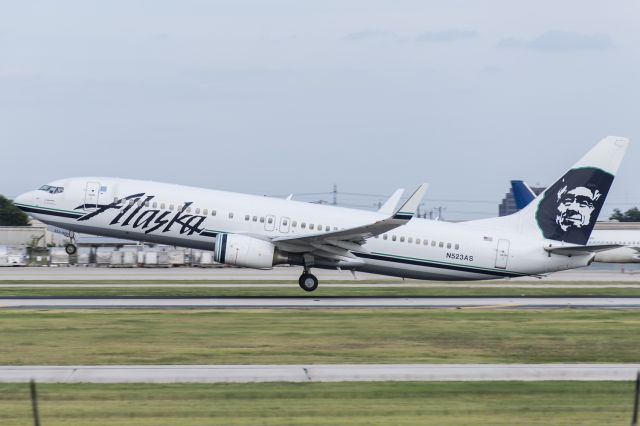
[298,270,319,292]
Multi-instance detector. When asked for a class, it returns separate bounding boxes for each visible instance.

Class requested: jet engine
[214,233,293,269]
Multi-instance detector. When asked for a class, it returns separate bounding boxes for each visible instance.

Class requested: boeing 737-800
[14,136,629,291]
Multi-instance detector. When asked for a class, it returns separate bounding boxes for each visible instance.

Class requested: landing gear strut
[65,232,77,255]
[298,270,319,292]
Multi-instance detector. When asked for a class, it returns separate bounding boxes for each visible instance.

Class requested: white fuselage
[14,177,595,280]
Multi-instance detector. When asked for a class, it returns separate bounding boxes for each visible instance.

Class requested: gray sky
[1,0,639,220]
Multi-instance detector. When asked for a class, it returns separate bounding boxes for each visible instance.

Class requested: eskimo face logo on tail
[535,168,613,245]
[74,193,206,236]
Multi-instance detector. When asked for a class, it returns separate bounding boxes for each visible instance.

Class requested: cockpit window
[38,185,64,194]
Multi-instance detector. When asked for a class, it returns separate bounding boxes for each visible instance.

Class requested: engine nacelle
[214,233,278,269]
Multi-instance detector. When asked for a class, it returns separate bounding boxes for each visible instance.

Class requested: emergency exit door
[495,239,510,269]
[84,181,101,210]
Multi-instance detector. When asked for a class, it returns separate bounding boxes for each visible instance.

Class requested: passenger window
[416,238,421,244]
[186,207,191,213]
[144,200,149,207]
[301,222,306,229]
[169,204,174,211]
[196,208,201,214]
[431,241,436,247]
[400,236,405,242]
[177,205,183,211]
[383,234,388,240]
[161,203,166,210]
[408,237,413,243]
[268,217,273,224]
[424,240,428,245]
[203,209,208,215]
[129,200,135,206]
[447,243,452,249]
[212,210,217,216]
[455,244,460,250]
[439,242,444,248]
[245,215,250,221]
[292,221,297,227]
[229,212,234,219]
[152,202,157,208]
[309,224,315,230]
[333,227,338,231]
[253,216,258,222]
[392,235,397,241]
[325,226,330,232]
[113,197,119,203]
[283,219,288,226]
[260,217,265,223]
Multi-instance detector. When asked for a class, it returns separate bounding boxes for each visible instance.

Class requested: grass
[0,381,635,425]
[2,309,640,365]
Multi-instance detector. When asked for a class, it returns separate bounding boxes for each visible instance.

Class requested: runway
[2,296,640,309]
[1,266,639,281]
[3,283,640,288]
[2,364,639,383]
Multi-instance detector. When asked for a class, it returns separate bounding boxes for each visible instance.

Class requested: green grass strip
[0,381,635,425]
[2,309,640,365]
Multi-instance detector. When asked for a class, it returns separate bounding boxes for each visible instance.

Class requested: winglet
[378,189,404,215]
[393,183,428,220]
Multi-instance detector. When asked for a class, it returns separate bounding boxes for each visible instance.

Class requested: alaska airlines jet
[14,136,629,291]
[510,180,640,263]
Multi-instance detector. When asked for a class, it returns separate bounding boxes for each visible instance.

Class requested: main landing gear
[298,270,319,292]
[65,232,77,255]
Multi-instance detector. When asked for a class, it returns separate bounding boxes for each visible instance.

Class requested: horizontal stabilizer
[544,244,622,256]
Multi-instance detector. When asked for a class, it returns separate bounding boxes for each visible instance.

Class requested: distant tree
[610,207,640,222]
[0,195,30,226]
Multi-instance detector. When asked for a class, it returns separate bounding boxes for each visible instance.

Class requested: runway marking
[2,364,639,383]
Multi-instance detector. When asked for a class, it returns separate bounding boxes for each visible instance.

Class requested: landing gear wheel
[65,244,77,255]
[299,273,319,292]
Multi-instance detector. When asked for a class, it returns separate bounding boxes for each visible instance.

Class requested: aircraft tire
[65,244,77,255]
[299,273,318,292]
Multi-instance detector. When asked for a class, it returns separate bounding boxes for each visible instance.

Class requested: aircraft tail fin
[510,180,536,210]
[473,136,630,245]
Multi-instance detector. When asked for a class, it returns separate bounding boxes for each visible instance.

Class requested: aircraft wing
[271,184,427,261]
[544,244,622,256]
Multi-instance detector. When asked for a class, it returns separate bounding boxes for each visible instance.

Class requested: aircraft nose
[13,191,32,208]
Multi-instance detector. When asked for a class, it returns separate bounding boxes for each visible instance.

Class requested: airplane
[13,136,629,291]
[510,180,640,263]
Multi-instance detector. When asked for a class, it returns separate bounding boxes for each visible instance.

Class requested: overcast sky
[1,0,638,220]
